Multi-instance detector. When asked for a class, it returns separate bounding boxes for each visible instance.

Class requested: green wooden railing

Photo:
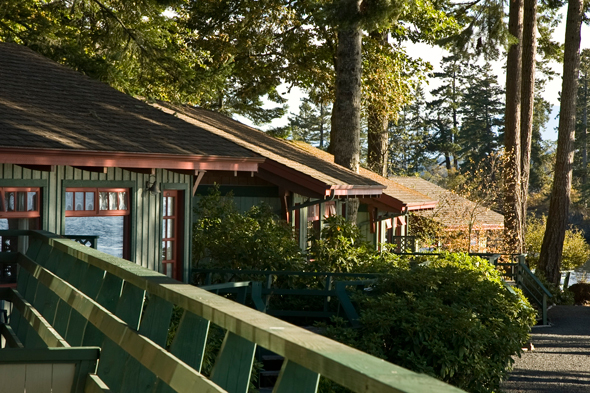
[64,235,99,249]
[0,230,464,393]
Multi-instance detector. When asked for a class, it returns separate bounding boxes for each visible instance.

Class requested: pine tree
[457,63,504,175]
[290,98,332,149]
[388,87,433,175]
[426,54,465,170]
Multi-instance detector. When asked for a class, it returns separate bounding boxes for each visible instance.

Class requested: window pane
[162,197,167,217]
[165,241,173,260]
[109,192,117,210]
[167,219,174,238]
[65,216,124,258]
[65,192,74,211]
[27,192,38,211]
[162,240,166,259]
[16,192,26,211]
[165,263,172,278]
[99,192,108,210]
[167,197,174,216]
[118,192,127,210]
[85,192,95,210]
[6,192,15,212]
[75,192,84,211]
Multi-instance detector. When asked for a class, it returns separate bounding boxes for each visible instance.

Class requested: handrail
[1,230,464,393]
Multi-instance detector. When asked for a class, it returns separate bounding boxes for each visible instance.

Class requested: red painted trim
[0,147,263,172]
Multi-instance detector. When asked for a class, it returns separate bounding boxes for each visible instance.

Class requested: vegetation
[526,215,590,271]
[192,186,304,271]
[321,253,536,393]
[194,192,536,393]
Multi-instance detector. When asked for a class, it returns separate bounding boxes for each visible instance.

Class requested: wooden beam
[72,166,107,174]
[121,168,155,175]
[193,171,206,196]
[17,164,55,172]
[167,169,197,176]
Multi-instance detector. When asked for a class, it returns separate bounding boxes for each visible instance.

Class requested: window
[64,188,130,259]
[0,187,41,282]
[65,188,129,217]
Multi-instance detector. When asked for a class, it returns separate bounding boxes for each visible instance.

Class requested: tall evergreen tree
[290,97,332,149]
[388,87,433,175]
[539,0,585,285]
[573,49,590,205]
[426,54,465,171]
[457,63,504,175]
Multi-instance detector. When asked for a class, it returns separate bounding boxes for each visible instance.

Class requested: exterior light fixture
[145,175,160,196]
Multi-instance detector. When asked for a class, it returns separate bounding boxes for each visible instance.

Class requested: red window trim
[0,187,41,219]
[65,187,130,217]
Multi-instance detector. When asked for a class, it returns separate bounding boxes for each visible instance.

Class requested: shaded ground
[502,306,590,393]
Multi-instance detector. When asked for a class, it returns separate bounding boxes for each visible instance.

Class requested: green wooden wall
[0,164,192,281]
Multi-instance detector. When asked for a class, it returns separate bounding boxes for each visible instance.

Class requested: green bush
[193,186,305,271]
[526,215,590,271]
[320,253,536,393]
[307,215,405,273]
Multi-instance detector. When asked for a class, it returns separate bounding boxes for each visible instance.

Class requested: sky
[237,8,590,143]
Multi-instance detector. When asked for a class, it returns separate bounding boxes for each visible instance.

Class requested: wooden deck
[0,230,465,393]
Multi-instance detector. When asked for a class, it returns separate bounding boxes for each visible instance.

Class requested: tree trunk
[331,0,362,174]
[367,104,389,176]
[367,30,389,176]
[538,0,583,285]
[503,0,524,253]
[519,0,537,239]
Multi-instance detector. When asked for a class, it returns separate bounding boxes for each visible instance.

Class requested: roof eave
[0,147,263,172]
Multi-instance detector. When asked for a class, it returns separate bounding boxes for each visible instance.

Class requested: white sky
[237,7,590,142]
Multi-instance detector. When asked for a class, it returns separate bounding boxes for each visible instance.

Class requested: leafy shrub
[320,254,536,393]
[526,215,590,271]
[307,215,405,273]
[193,186,305,271]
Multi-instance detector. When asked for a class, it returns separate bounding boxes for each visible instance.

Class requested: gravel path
[501,306,590,393]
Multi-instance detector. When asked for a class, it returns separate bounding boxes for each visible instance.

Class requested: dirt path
[501,306,590,393]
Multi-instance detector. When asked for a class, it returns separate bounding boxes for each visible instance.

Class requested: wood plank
[169,311,210,372]
[274,360,320,393]
[210,331,256,393]
[8,288,68,348]
[120,295,173,393]
[0,323,24,348]
[115,282,145,330]
[51,363,76,393]
[0,364,26,393]
[24,363,53,393]
[85,374,112,393]
[17,253,225,393]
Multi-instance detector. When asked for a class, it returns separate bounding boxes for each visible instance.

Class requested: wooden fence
[0,230,464,393]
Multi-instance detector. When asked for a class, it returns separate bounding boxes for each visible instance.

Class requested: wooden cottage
[390,176,504,252]
[152,103,389,249]
[0,43,264,282]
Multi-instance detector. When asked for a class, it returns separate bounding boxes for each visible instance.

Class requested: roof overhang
[256,160,384,199]
[359,194,438,213]
[0,147,264,172]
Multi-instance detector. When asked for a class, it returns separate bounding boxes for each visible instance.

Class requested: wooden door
[162,190,183,280]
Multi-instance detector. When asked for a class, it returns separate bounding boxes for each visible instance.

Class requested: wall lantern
[145,175,160,196]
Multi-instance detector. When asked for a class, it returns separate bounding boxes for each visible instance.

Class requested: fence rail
[0,230,464,393]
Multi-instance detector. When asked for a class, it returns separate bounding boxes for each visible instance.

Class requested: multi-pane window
[65,188,129,217]
[64,188,130,259]
[0,188,40,218]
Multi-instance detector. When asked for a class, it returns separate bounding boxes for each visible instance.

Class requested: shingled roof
[390,176,504,230]
[0,43,262,171]
[289,141,437,211]
[152,103,386,198]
